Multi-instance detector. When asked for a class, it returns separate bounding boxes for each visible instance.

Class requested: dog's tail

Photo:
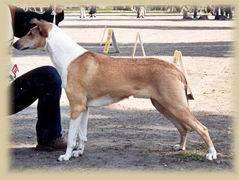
[173,50,194,101]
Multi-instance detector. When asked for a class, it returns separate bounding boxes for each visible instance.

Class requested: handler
[7,4,66,151]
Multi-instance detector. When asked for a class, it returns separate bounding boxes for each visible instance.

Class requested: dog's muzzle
[13,41,20,49]
[12,41,29,50]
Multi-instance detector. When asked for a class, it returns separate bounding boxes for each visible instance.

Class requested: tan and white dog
[13,19,217,161]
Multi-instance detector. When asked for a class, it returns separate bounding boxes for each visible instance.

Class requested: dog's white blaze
[46,24,88,88]
[87,96,115,107]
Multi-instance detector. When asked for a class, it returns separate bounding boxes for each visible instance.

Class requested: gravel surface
[9,13,234,171]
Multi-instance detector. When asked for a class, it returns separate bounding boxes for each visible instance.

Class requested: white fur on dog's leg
[58,115,83,161]
[173,144,186,151]
[58,154,71,161]
[72,112,88,158]
[72,108,89,159]
[78,108,89,142]
[72,148,83,157]
[72,150,81,158]
[63,109,89,160]
[206,146,217,160]
[72,140,85,158]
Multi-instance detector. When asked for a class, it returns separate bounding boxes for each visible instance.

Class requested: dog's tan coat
[66,52,188,119]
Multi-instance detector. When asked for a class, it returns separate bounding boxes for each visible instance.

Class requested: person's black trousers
[9,66,62,145]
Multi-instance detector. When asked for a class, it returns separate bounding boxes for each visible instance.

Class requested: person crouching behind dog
[7,4,66,151]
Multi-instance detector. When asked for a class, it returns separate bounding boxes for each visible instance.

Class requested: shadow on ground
[9,106,233,171]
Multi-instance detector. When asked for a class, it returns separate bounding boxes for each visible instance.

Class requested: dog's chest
[46,26,88,88]
[49,46,87,88]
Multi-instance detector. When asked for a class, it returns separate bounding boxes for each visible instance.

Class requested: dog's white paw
[58,154,71,161]
[206,147,217,160]
[173,144,185,151]
[72,149,83,158]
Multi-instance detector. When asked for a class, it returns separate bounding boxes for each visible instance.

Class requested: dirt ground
[9,12,234,171]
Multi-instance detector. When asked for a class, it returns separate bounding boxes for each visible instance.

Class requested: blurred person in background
[89,6,97,18]
[80,6,86,18]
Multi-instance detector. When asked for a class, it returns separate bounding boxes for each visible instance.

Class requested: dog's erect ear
[30,18,49,37]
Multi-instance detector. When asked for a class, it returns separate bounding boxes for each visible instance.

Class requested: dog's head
[13,19,52,50]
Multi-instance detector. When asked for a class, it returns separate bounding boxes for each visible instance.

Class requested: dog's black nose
[12,41,20,49]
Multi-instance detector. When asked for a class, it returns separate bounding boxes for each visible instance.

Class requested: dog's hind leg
[151,98,188,151]
[166,105,217,160]
[154,79,217,160]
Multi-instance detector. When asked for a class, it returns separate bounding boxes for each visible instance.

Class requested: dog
[13,19,217,161]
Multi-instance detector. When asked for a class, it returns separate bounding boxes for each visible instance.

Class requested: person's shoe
[35,137,67,151]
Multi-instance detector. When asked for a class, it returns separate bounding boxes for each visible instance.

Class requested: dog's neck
[45,24,87,88]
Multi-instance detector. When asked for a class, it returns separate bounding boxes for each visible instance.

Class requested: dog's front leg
[72,108,89,157]
[58,113,83,161]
